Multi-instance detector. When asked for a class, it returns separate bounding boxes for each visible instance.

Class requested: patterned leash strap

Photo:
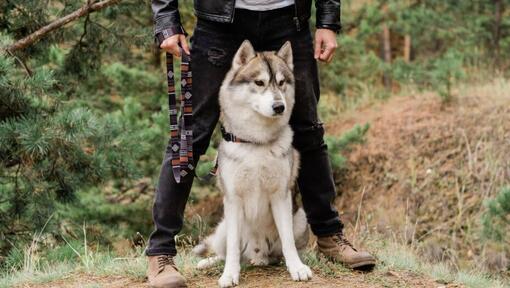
[166,50,193,183]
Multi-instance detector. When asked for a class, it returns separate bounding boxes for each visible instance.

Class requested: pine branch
[5,0,122,53]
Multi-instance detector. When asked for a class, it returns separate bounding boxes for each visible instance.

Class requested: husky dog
[192,40,312,287]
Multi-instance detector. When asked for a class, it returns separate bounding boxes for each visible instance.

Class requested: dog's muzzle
[272,102,285,115]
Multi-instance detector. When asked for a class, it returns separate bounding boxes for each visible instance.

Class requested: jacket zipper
[293,3,301,31]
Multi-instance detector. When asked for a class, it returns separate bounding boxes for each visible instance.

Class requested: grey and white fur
[192,40,312,287]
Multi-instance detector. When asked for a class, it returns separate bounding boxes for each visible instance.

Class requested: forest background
[1,0,509,287]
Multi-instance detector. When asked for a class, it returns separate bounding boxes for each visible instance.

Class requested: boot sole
[321,253,376,271]
[349,260,376,271]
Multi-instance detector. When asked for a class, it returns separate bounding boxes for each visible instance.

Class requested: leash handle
[166,49,193,183]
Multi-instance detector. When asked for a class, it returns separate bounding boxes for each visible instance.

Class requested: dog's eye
[254,80,264,86]
[278,80,285,86]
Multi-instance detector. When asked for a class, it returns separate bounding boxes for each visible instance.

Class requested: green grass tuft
[376,243,421,273]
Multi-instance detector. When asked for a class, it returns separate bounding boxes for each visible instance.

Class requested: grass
[371,239,508,288]
[0,262,75,288]
[2,233,508,288]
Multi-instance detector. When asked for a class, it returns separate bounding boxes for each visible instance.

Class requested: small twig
[13,162,22,194]
[353,186,367,237]
[90,21,129,46]
[5,49,32,76]
[78,7,91,46]
[461,129,473,174]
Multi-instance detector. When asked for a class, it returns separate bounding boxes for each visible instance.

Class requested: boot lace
[157,255,177,272]
[333,233,357,251]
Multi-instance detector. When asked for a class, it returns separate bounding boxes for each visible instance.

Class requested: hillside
[329,80,510,272]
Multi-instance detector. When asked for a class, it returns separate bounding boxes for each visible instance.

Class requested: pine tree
[0,0,162,257]
[482,186,510,243]
[0,34,145,255]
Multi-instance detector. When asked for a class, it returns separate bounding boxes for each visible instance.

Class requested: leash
[166,50,193,183]
[165,48,250,184]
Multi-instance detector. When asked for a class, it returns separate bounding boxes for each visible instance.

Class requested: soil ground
[19,267,461,288]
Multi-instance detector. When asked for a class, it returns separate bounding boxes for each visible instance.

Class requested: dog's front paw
[218,271,239,287]
[288,263,312,281]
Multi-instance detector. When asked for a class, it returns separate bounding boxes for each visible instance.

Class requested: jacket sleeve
[315,0,341,33]
[152,0,188,46]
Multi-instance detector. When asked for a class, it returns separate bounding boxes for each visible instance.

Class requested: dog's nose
[272,102,285,114]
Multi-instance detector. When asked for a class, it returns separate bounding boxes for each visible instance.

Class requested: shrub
[325,123,370,171]
[482,186,510,243]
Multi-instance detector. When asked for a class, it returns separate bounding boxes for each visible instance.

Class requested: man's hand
[160,34,190,57]
[314,29,338,63]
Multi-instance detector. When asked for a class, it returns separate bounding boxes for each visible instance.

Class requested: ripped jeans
[146,5,343,256]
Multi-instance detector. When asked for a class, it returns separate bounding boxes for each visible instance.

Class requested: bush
[482,186,510,243]
[325,123,370,171]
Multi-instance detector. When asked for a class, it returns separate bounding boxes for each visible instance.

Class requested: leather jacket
[152,0,341,45]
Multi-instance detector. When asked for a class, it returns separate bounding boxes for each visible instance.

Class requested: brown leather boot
[317,233,376,270]
[147,255,187,288]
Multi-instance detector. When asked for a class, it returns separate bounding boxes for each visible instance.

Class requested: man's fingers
[169,45,181,57]
[160,35,182,57]
[179,35,190,55]
[314,29,338,63]
[326,52,335,63]
[161,43,180,57]
[319,46,335,62]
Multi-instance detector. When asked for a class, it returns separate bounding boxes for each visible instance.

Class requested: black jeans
[146,5,343,256]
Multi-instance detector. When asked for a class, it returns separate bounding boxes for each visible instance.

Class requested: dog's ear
[277,41,293,70]
[233,40,256,69]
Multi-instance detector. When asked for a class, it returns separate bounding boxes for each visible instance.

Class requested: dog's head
[220,40,295,122]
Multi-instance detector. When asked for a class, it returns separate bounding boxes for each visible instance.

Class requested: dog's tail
[196,256,221,270]
[192,242,209,257]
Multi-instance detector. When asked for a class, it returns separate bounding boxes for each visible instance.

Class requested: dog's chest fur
[218,127,296,223]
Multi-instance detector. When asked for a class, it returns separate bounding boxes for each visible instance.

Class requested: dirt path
[19,266,459,288]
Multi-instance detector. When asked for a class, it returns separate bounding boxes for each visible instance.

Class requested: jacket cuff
[154,26,188,47]
[316,24,342,34]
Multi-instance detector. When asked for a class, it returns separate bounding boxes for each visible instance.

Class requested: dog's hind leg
[270,192,312,282]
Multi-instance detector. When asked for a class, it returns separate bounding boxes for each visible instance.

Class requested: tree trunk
[493,0,503,66]
[382,23,392,89]
[404,34,411,62]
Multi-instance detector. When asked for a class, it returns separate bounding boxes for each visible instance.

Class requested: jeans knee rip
[293,122,324,133]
